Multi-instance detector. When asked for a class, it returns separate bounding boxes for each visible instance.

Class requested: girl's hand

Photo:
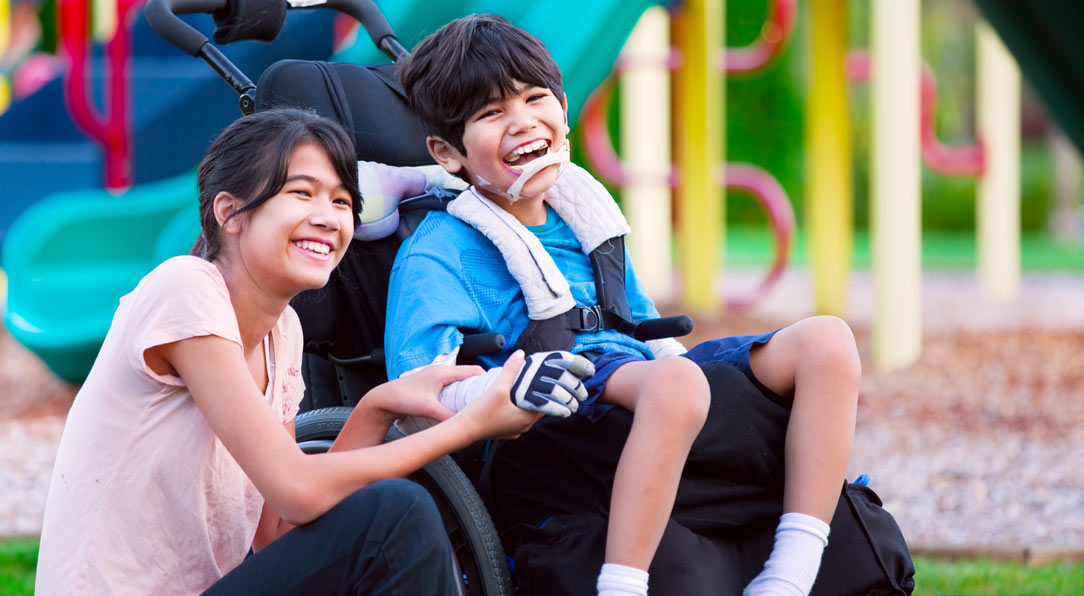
[458,351,543,439]
[365,364,485,424]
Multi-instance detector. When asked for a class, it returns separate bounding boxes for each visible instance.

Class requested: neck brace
[505,141,571,202]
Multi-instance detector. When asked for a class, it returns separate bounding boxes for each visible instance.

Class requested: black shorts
[489,359,790,536]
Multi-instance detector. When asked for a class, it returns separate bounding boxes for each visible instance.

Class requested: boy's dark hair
[399,14,564,154]
[192,108,361,260]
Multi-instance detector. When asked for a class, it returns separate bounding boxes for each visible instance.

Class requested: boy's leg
[744,315,860,596]
[204,479,457,596]
[597,357,710,591]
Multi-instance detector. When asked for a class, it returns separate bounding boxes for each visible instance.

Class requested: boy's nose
[507,105,538,134]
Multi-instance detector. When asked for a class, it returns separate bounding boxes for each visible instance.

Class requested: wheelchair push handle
[146,0,408,113]
[145,0,228,57]
[306,0,408,61]
[147,0,406,60]
[632,315,694,342]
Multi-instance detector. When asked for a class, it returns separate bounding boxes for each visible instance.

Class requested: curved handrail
[580,81,795,308]
[721,0,798,75]
[716,163,795,308]
[846,50,985,177]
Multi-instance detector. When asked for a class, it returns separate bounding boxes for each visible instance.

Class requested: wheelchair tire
[294,407,513,596]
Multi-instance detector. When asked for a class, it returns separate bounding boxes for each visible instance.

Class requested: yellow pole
[804,0,851,317]
[1,0,11,112]
[621,6,672,300]
[673,0,723,313]
[976,22,1020,302]
[871,0,921,369]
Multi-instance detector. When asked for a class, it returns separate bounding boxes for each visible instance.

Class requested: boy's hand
[510,351,595,418]
[369,364,483,424]
[458,351,543,439]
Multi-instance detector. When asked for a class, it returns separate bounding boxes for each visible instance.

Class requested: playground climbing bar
[804,0,851,318]
[871,0,922,370]
[977,22,1020,302]
[620,6,673,300]
[673,0,723,313]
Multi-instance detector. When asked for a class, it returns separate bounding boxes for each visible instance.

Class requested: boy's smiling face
[428,81,569,209]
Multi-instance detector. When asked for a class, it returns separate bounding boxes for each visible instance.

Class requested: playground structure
[582,0,1023,370]
[0,0,1076,383]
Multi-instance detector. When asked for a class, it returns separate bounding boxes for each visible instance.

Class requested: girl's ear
[213,191,243,234]
[427,136,466,176]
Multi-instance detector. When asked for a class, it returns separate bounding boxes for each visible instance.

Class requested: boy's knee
[796,316,861,375]
[641,358,710,432]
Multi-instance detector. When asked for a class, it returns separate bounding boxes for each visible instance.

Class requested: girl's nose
[308,198,341,230]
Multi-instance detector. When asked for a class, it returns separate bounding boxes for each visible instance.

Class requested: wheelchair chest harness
[445,164,638,354]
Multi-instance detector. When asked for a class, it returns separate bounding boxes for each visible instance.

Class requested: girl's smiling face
[224,143,355,299]
[428,81,569,206]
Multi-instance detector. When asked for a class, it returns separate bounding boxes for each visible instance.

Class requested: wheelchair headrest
[255,59,434,166]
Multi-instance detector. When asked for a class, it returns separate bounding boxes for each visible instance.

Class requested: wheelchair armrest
[632,315,694,341]
[320,332,505,370]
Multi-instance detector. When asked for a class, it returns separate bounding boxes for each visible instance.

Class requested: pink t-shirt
[37,256,305,596]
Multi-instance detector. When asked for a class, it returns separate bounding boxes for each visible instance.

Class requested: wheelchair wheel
[294,407,513,596]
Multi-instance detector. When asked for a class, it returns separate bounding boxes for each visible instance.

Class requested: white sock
[743,512,830,596]
[597,562,649,596]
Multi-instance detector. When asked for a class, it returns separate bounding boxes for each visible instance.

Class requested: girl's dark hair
[192,108,361,260]
[399,14,565,155]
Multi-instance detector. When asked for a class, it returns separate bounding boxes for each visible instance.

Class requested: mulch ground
[3,298,1083,557]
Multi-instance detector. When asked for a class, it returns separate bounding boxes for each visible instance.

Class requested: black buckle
[578,305,604,332]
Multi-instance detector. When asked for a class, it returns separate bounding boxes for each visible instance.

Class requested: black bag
[510,482,915,596]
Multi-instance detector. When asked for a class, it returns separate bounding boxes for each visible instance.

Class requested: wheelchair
[147,1,915,594]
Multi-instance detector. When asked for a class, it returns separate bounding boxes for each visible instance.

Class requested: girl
[36,108,540,595]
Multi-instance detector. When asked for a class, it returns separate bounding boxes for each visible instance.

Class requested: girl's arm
[251,420,297,552]
[155,336,537,526]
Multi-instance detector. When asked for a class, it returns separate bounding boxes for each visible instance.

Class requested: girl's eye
[478,109,499,120]
[290,188,312,198]
[333,196,353,208]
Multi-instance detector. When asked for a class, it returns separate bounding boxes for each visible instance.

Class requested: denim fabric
[204,479,456,596]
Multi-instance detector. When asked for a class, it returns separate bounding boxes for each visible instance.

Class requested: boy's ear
[561,93,570,133]
[426,136,466,176]
[213,191,244,234]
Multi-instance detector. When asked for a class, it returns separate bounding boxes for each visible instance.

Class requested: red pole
[60,0,140,191]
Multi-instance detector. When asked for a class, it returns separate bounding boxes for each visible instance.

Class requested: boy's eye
[333,196,353,208]
[477,108,500,120]
[527,92,548,102]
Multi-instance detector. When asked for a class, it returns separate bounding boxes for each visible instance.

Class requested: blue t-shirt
[385,205,661,379]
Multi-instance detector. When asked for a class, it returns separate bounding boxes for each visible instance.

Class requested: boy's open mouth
[503,139,550,171]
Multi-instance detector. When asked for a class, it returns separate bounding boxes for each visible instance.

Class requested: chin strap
[506,142,571,202]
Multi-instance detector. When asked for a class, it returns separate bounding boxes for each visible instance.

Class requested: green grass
[724,225,1084,271]
[914,556,1084,596]
[0,537,37,596]
[5,536,1084,595]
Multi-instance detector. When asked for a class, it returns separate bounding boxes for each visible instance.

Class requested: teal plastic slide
[3,175,200,383]
[2,1,658,383]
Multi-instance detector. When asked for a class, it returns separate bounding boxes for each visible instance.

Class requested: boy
[387,14,860,596]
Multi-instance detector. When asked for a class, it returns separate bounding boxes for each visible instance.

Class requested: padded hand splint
[510,351,595,417]
[355,161,467,240]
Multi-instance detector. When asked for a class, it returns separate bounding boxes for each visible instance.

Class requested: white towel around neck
[446,163,631,320]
